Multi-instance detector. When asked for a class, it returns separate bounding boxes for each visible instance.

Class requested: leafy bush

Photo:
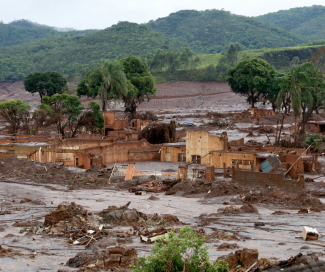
[131,227,229,272]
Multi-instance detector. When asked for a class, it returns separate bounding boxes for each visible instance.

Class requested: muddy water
[1,181,325,271]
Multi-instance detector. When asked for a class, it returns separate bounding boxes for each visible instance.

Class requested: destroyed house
[306,121,325,133]
[160,143,186,162]
[186,131,228,164]
[130,119,152,129]
[210,150,257,170]
[103,112,128,134]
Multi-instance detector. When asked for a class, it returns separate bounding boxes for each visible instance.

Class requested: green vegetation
[0,22,184,81]
[0,19,98,49]
[86,59,128,112]
[227,58,277,108]
[131,227,228,272]
[276,62,325,134]
[0,99,30,133]
[146,9,304,54]
[24,71,68,100]
[42,94,103,137]
[256,5,325,41]
[120,56,156,118]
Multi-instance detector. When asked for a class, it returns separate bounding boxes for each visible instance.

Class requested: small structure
[130,119,152,130]
[210,150,257,170]
[232,168,304,189]
[161,143,186,162]
[103,112,128,134]
[186,131,228,164]
[306,121,325,133]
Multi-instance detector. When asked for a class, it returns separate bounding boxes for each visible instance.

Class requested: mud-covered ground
[1,159,325,271]
[1,81,325,271]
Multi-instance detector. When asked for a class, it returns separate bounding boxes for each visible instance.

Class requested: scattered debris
[66,246,138,269]
[216,248,259,270]
[302,226,319,241]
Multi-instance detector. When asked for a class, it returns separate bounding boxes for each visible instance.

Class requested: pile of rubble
[66,246,138,271]
[234,188,325,210]
[0,156,111,189]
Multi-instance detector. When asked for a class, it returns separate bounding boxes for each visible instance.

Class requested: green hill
[0,19,98,48]
[146,9,305,54]
[0,21,57,47]
[0,22,184,81]
[256,5,325,41]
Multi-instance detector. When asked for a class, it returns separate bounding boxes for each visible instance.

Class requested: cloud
[0,0,324,29]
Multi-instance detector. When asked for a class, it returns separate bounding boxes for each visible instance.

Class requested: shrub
[130,227,229,272]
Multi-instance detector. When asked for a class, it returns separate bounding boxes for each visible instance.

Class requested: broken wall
[186,131,228,165]
[232,169,304,189]
[51,138,116,150]
[83,139,160,164]
[161,144,186,162]
[210,151,256,170]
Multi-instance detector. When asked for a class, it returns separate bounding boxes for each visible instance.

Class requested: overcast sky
[1,0,324,30]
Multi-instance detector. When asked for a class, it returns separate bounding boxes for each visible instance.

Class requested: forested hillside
[0,21,57,47]
[146,9,305,54]
[0,19,98,48]
[256,5,325,41]
[0,22,184,81]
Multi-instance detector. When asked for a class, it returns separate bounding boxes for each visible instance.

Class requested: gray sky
[1,0,324,30]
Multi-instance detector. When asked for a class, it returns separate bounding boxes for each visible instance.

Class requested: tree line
[227,58,325,136]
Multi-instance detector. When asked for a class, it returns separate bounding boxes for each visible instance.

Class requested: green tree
[227,58,277,108]
[131,227,228,272]
[42,94,103,137]
[85,101,104,134]
[0,99,30,133]
[276,62,316,134]
[119,56,156,118]
[227,43,242,66]
[87,59,128,112]
[24,71,67,100]
[76,67,102,98]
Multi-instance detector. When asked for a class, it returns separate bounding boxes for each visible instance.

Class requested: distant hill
[0,19,98,48]
[0,22,184,81]
[146,9,305,54]
[256,5,325,41]
[0,21,57,47]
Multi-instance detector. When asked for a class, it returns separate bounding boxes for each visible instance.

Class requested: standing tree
[227,58,277,108]
[87,59,128,112]
[0,99,30,133]
[276,62,315,135]
[119,56,156,119]
[42,94,103,137]
[24,71,67,100]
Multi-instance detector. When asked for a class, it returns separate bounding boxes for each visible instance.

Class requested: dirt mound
[261,253,320,271]
[44,202,92,229]
[66,246,137,269]
[0,245,21,257]
[237,187,325,210]
[205,231,239,242]
[217,248,259,270]
[217,243,240,251]
[0,156,111,189]
[218,204,259,215]
[167,179,244,197]
[99,202,184,227]
[148,195,160,201]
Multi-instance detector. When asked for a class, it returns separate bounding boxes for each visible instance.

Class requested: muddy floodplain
[0,159,325,271]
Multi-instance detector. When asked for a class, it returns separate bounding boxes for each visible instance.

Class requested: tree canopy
[0,99,30,133]
[227,58,277,108]
[119,56,156,118]
[24,71,68,100]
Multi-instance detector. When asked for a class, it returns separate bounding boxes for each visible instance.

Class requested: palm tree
[88,59,128,112]
[276,62,314,138]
